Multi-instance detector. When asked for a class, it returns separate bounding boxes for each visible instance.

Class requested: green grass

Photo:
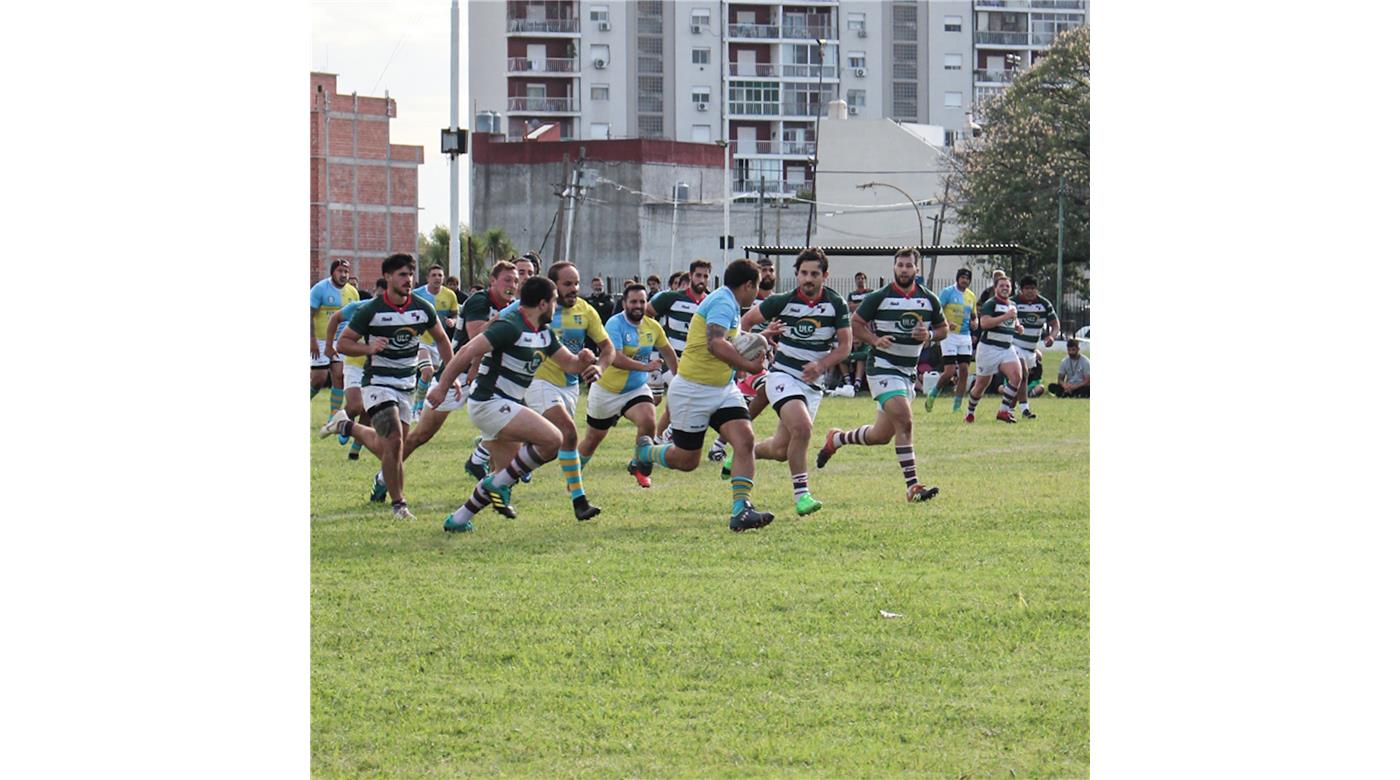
[311,360,1088,778]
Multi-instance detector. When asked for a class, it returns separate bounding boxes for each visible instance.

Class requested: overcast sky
[311,0,464,241]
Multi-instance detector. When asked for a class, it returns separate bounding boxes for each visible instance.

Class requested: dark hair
[646,275,661,284]
[546,261,575,283]
[514,256,537,275]
[519,276,556,308]
[1019,276,1037,289]
[427,264,444,274]
[956,268,973,280]
[893,247,919,264]
[330,258,350,272]
[445,275,460,286]
[374,278,388,291]
[623,282,647,299]
[689,259,712,274]
[489,260,517,279]
[723,259,760,290]
[382,253,415,275]
[794,246,828,274]
[1067,338,1080,348]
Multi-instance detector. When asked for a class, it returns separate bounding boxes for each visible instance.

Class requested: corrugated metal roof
[742,244,1032,257]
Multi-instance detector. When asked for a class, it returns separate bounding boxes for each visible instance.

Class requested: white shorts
[943,333,973,357]
[586,382,653,427]
[646,365,673,395]
[468,396,528,441]
[764,371,822,419]
[312,339,343,368]
[1015,346,1040,368]
[524,379,579,419]
[424,378,469,412]
[976,342,1021,376]
[869,374,914,408]
[343,363,364,389]
[666,375,748,434]
[360,385,413,423]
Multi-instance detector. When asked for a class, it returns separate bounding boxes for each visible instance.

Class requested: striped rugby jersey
[977,296,1019,348]
[847,288,871,309]
[310,278,358,339]
[498,297,608,388]
[677,286,741,387]
[1010,294,1058,351]
[855,282,946,379]
[468,310,560,404]
[413,284,459,347]
[455,289,512,348]
[345,294,439,390]
[598,312,666,394]
[649,288,707,354]
[757,286,850,389]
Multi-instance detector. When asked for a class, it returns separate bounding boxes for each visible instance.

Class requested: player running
[461,262,521,482]
[736,247,851,517]
[646,259,711,440]
[577,283,679,488]
[1008,276,1059,419]
[926,267,978,412]
[310,258,359,420]
[432,276,597,533]
[631,259,776,532]
[321,254,454,521]
[324,278,387,460]
[965,275,1025,424]
[409,265,460,418]
[816,248,947,502]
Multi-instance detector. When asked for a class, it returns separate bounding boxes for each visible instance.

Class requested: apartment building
[467,1,1085,198]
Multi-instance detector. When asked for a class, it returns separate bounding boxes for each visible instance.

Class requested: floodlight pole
[447,0,461,280]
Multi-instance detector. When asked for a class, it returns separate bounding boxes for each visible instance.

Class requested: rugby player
[310,259,359,417]
[816,248,946,502]
[926,268,977,412]
[736,248,851,516]
[577,283,679,488]
[432,276,597,532]
[322,254,453,520]
[632,260,775,532]
[965,275,1025,423]
[1009,276,1058,419]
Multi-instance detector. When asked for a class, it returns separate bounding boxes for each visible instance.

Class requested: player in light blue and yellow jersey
[634,259,776,532]
[310,258,359,420]
[409,265,460,415]
[498,261,614,521]
[927,267,979,412]
[579,283,679,489]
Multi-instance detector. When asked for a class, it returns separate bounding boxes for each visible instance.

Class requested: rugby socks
[329,387,345,417]
[637,441,673,469]
[470,442,492,468]
[895,445,918,489]
[348,440,363,459]
[967,391,982,414]
[412,378,430,413]
[559,450,585,500]
[834,425,872,448]
[580,454,592,469]
[791,472,810,501]
[334,417,355,438]
[495,443,550,489]
[999,383,1017,412]
[730,475,754,515]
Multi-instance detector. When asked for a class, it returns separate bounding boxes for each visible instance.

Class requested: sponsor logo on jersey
[791,318,820,338]
[898,312,922,331]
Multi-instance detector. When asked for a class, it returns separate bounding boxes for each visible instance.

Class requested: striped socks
[637,441,673,469]
[559,450,585,500]
[895,444,918,489]
[967,392,981,414]
[999,383,1017,412]
[470,442,492,468]
[348,440,363,459]
[791,471,809,500]
[731,475,754,515]
[834,425,872,448]
[328,387,345,417]
[412,378,430,413]
[452,442,555,525]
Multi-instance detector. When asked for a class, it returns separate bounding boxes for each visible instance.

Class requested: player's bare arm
[324,311,342,359]
[311,309,321,358]
[427,332,493,407]
[803,327,853,383]
[551,346,597,375]
[336,326,388,357]
[851,314,892,349]
[659,342,679,375]
[706,322,763,374]
[428,321,454,366]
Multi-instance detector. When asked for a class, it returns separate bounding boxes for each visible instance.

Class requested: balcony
[732,140,816,156]
[733,178,808,195]
[728,23,780,39]
[729,101,780,117]
[974,1,1029,8]
[506,96,580,113]
[974,69,1018,83]
[507,57,579,74]
[729,63,778,78]
[782,23,834,40]
[780,101,823,117]
[507,18,580,34]
[781,63,837,79]
[976,30,1029,45]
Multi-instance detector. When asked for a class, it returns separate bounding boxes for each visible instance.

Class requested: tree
[481,227,517,265]
[417,225,488,285]
[950,25,1089,295]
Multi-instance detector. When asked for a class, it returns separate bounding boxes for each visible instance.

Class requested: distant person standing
[646,275,663,297]
[1049,339,1090,397]
[844,271,874,392]
[927,268,978,412]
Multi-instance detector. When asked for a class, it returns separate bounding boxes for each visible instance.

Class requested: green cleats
[720,454,733,479]
[443,513,474,533]
[924,386,939,411]
[795,493,823,516]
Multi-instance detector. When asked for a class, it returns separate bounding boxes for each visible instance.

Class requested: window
[590,84,609,101]
[944,91,963,108]
[691,87,711,105]
[944,15,962,32]
[692,47,711,65]
[846,89,866,107]
[691,9,710,28]
[847,51,866,69]
[944,54,963,70]
[690,124,712,142]
[847,11,866,33]
[589,6,608,23]
[589,44,610,65]
[590,122,610,139]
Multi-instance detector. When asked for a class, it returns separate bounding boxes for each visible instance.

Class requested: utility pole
[562,159,582,264]
[669,181,680,276]
[553,154,571,263]
[1056,173,1066,320]
[448,0,461,280]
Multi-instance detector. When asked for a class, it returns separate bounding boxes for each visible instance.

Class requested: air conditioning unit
[593,58,607,69]
[691,24,702,34]
[857,28,867,38]
[849,106,860,115]
[696,102,709,112]
[598,21,611,32]
[853,67,867,77]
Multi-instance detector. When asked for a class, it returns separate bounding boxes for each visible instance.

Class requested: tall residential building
[468,1,1085,199]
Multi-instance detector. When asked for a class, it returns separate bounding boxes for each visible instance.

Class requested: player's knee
[536,427,563,458]
[370,405,400,438]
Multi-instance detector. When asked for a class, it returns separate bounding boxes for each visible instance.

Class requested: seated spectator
[1048,338,1090,397]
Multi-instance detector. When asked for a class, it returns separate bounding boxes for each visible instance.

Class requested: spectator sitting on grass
[1048,338,1090,398]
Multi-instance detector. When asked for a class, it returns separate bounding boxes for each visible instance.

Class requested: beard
[626,307,643,323]
[759,277,776,291]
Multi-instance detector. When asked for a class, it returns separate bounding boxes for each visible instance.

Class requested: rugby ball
[732,331,768,360]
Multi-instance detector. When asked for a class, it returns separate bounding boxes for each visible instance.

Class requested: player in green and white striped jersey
[737,248,851,516]
[966,275,1026,424]
[428,276,598,533]
[816,248,947,503]
[1008,276,1059,419]
[320,254,455,521]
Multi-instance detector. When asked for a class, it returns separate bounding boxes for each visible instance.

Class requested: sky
[311,0,463,239]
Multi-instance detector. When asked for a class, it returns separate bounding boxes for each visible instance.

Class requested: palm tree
[482,228,517,265]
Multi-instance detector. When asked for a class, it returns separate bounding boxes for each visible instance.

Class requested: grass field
[311,357,1089,778]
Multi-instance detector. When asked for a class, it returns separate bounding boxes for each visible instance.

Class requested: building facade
[309,72,424,285]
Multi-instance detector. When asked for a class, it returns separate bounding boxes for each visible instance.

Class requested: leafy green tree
[417,225,489,285]
[951,26,1089,295]
[481,228,517,265]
